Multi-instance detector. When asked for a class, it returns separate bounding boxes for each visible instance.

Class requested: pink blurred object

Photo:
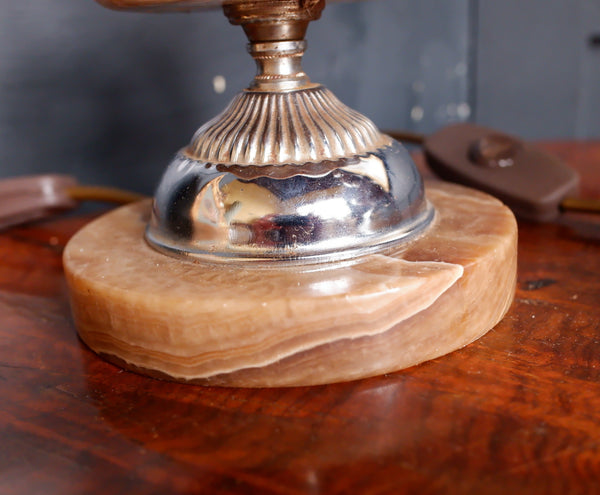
[0,175,78,230]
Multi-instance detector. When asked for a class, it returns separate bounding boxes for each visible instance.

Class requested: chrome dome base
[146,141,434,265]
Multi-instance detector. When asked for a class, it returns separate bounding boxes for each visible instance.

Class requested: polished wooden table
[1,142,599,494]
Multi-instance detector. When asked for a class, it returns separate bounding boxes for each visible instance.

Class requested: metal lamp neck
[224,0,324,91]
[247,40,314,91]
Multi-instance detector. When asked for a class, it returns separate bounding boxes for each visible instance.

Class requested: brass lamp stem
[223,0,324,91]
[223,0,325,42]
[246,41,314,91]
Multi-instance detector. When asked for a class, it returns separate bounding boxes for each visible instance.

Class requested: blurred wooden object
[95,0,341,12]
[96,0,223,12]
[1,141,599,494]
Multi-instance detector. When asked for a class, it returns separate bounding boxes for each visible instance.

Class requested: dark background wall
[475,0,600,140]
[0,0,598,194]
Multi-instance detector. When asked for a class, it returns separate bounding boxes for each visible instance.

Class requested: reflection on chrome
[146,141,434,265]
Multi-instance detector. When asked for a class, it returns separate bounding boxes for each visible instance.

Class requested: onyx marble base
[63,182,517,387]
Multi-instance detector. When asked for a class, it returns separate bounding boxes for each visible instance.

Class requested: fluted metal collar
[187,85,391,166]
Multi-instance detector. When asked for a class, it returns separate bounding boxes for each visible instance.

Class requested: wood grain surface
[1,142,599,494]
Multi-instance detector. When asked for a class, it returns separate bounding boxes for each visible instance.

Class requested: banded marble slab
[64,182,517,387]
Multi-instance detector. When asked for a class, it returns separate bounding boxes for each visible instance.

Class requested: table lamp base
[64,182,516,387]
